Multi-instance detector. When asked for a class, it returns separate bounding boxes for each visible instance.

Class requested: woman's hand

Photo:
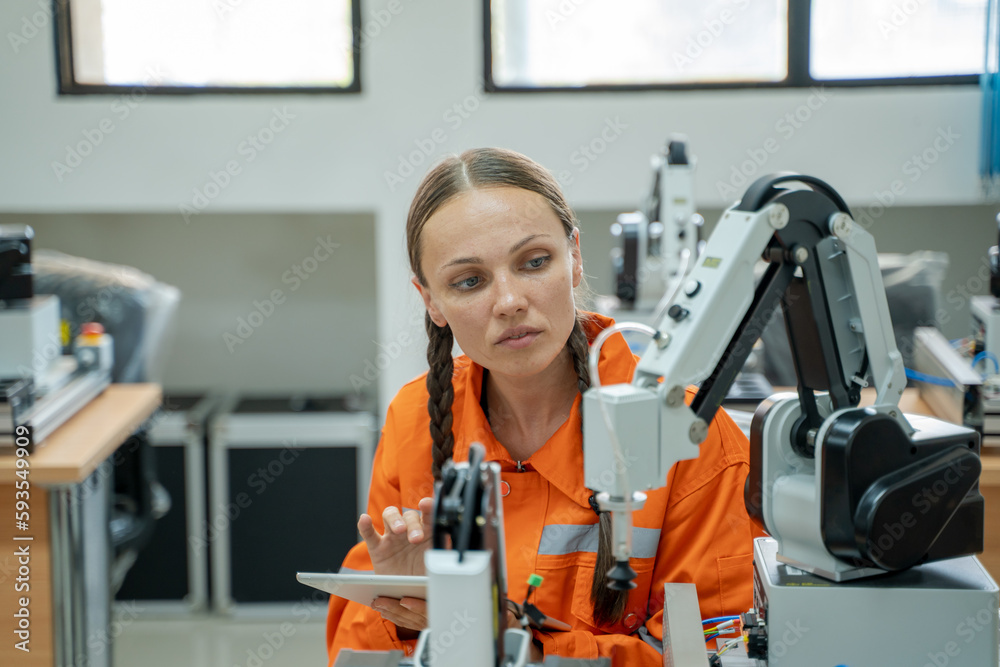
[372,596,427,636]
[373,602,543,660]
[505,610,544,662]
[359,497,434,576]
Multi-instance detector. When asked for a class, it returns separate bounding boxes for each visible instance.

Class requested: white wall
[1,212,377,395]
[0,0,987,409]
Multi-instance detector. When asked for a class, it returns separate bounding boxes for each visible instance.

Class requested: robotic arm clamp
[586,173,985,586]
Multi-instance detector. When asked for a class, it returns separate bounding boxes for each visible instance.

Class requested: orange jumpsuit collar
[450,311,636,510]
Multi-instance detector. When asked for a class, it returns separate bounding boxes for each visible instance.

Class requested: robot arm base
[821,409,984,572]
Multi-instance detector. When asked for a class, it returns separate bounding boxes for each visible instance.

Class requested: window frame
[482,0,981,93]
[55,0,363,95]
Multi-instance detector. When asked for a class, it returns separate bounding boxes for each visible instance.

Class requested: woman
[326,148,758,665]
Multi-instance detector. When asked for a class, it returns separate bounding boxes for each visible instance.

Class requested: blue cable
[905,368,955,388]
[973,351,1000,374]
[701,615,740,624]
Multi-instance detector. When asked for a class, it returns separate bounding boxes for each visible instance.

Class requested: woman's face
[413,186,583,380]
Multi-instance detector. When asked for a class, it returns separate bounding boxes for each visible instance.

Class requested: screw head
[689,419,709,443]
[829,212,853,238]
[768,204,789,230]
[666,385,686,407]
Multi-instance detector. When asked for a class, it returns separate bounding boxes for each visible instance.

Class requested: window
[57,0,360,94]
[811,0,986,80]
[486,0,986,91]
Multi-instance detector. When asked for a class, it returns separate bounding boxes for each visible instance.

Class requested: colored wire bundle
[705,622,746,667]
[715,636,745,657]
[702,616,740,643]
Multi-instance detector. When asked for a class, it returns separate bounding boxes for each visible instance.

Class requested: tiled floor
[114,614,329,667]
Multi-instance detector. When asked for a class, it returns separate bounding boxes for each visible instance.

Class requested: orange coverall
[327,313,758,665]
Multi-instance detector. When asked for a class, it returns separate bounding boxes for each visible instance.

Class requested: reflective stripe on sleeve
[538,524,661,558]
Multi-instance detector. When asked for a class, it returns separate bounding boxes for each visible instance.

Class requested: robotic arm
[334,174,990,667]
[585,173,984,583]
[612,138,701,312]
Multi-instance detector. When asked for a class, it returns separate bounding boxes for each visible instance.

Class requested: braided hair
[407,147,628,626]
[566,316,630,627]
[425,315,455,480]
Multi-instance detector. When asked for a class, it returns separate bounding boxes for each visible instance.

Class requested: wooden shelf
[0,384,161,485]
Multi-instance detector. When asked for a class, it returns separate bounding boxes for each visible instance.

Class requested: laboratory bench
[1,382,997,666]
[0,383,161,667]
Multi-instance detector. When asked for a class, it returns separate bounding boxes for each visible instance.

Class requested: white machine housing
[0,295,62,387]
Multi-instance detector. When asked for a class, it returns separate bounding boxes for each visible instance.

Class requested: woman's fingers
[418,497,434,533]
[398,597,426,615]
[362,504,433,557]
[382,506,406,534]
[402,509,424,542]
[358,514,379,550]
[372,597,427,631]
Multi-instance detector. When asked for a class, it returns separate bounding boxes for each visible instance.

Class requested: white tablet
[296,572,428,607]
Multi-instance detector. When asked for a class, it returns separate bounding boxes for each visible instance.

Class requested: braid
[425,313,456,481]
[566,314,629,627]
[592,512,628,626]
[567,317,591,399]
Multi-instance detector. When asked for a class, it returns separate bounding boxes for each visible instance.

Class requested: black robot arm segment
[687,178,868,454]
[432,444,487,558]
[734,171,851,215]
